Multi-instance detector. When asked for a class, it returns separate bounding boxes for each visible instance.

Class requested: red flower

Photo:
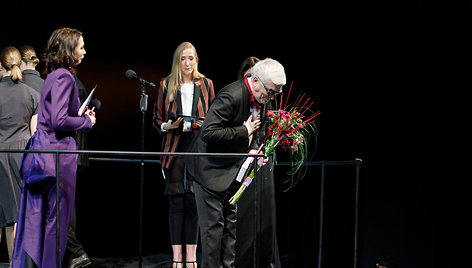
[282,111,291,120]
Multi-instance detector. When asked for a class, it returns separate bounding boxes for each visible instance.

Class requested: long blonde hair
[165,42,204,101]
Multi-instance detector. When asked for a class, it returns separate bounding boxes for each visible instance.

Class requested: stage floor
[88,254,174,267]
[0,254,175,268]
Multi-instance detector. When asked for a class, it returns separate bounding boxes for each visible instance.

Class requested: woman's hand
[163,117,184,131]
[195,119,204,127]
[86,107,96,126]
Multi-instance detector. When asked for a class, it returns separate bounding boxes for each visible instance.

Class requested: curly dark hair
[42,27,82,75]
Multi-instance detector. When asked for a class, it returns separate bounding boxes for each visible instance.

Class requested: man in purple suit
[12,27,96,268]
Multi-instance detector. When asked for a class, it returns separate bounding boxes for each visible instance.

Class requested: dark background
[1,1,469,267]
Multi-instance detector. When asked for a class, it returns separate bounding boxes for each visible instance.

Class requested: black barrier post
[253,155,258,268]
[317,162,326,268]
[56,152,60,268]
[138,83,148,268]
[353,159,362,268]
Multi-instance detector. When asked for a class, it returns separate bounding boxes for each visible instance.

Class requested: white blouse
[161,83,194,132]
[180,83,194,132]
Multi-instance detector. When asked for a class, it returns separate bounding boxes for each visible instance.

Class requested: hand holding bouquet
[229,83,320,205]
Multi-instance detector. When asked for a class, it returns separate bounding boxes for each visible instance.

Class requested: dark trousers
[65,207,85,259]
[168,192,199,245]
[194,181,239,268]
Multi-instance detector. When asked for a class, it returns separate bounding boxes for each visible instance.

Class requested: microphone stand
[138,83,148,268]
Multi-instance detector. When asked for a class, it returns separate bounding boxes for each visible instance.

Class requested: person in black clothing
[235,56,281,268]
[61,76,93,268]
[186,58,286,268]
[19,45,43,94]
[152,42,215,268]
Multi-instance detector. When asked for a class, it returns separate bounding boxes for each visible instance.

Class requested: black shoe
[70,253,91,268]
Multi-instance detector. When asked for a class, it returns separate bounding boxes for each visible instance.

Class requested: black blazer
[186,78,257,192]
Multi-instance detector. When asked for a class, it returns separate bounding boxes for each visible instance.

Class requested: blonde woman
[152,42,215,268]
[0,46,39,265]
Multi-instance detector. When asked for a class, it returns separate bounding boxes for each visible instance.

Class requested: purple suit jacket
[12,68,92,268]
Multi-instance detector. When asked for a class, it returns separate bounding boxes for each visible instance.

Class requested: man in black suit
[186,58,286,267]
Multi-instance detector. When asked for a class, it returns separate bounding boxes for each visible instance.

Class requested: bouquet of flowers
[229,83,320,205]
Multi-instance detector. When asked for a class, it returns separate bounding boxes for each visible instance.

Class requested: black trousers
[235,156,281,268]
[194,180,239,268]
[168,192,199,245]
[23,253,38,268]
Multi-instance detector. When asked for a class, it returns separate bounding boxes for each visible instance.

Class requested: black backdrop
[1,2,470,267]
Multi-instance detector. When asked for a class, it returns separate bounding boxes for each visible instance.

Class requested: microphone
[89,98,101,111]
[125,69,156,88]
[169,111,204,122]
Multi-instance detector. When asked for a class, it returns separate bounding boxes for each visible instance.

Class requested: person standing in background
[12,27,96,268]
[19,45,43,94]
[152,42,215,268]
[0,46,40,266]
[62,75,93,268]
[235,56,281,268]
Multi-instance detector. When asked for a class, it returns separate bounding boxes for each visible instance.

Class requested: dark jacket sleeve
[200,91,249,151]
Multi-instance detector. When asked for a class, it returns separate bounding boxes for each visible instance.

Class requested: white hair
[251,58,286,86]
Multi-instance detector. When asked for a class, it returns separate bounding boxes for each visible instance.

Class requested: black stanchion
[353,159,362,268]
[137,82,148,268]
[56,152,61,268]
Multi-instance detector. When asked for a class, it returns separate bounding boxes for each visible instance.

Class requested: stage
[0,2,469,267]
[3,254,174,268]
[0,253,314,268]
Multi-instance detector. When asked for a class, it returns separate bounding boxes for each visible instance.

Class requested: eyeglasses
[259,79,283,96]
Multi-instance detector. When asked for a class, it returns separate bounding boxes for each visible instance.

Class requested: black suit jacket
[186,78,257,192]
